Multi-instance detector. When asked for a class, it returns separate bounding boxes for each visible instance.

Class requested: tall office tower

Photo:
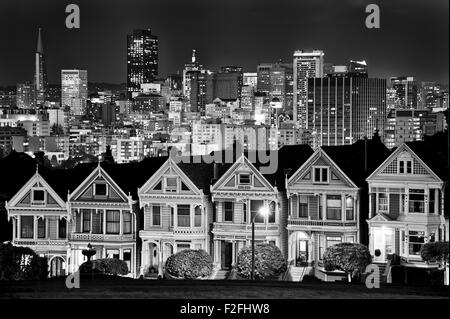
[183,49,203,98]
[256,63,272,95]
[16,82,35,109]
[209,72,240,101]
[243,72,257,88]
[127,29,158,99]
[220,66,243,102]
[421,82,441,109]
[189,69,213,113]
[307,74,386,147]
[390,76,418,109]
[293,50,325,128]
[348,60,368,77]
[241,85,255,111]
[34,28,48,107]
[61,70,88,116]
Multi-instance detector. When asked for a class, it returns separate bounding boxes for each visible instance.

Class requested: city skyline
[0,0,448,86]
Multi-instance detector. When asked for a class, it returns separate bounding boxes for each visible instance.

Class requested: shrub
[0,242,48,280]
[165,249,213,279]
[236,243,287,280]
[79,258,129,276]
[420,242,449,264]
[323,243,372,282]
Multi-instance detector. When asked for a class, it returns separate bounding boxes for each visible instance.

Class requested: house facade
[210,154,282,270]
[5,169,70,277]
[137,158,213,277]
[67,164,138,277]
[286,148,360,270]
[366,143,446,267]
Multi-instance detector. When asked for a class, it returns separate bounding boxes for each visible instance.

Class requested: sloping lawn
[0,277,448,299]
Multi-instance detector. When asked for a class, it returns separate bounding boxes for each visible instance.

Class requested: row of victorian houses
[1,133,449,281]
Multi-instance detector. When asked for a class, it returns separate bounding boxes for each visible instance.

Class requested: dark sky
[0,0,448,86]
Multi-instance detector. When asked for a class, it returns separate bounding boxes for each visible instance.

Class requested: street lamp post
[251,205,271,281]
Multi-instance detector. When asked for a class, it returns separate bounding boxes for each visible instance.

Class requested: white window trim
[150,205,162,227]
[164,176,178,193]
[31,188,46,205]
[237,173,252,185]
[94,183,108,196]
[312,166,329,184]
[397,158,413,175]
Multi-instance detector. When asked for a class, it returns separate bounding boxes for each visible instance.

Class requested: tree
[51,124,65,135]
[0,242,48,280]
[323,243,372,282]
[420,242,449,285]
[236,243,287,280]
[165,249,213,279]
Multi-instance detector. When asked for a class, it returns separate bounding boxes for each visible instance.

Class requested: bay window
[37,218,45,239]
[194,206,202,227]
[224,202,233,222]
[409,189,425,213]
[326,195,341,220]
[152,205,161,226]
[298,195,308,218]
[21,216,34,239]
[378,193,388,213]
[106,210,120,234]
[408,231,425,255]
[345,197,354,220]
[177,205,190,227]
[123,211,132,234]
[81,209,91,233]
[250,200,264,223]
[58,219,67,239]
[92,211,103,234]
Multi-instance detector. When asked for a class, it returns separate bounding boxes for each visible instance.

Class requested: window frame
[238,173,251,185]
[313,166,329,184]
[94,183,108,196]
[164,176,178,193]
[224,201,234,222]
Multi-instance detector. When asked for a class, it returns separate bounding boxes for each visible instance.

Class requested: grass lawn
[0,277,448,299]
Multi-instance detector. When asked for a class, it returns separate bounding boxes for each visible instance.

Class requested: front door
[373,227,395,262]
[221,241,232,269]
[50,257,65,277]
[297,240,308,266]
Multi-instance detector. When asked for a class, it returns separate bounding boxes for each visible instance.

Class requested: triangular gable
[138,158,201,195]
[366,143,442,182]
[211,154,275,192]
[368,213,392,223]
[7,172,66,209]
[69,165,129,202]
[288,148,358,189]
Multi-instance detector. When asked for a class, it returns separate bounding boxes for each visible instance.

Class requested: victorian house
[137,157,215,277]
[210,153,283,270]
[366,142,447,269]
[5,167,70,277]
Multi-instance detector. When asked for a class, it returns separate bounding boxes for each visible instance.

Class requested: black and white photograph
[0,0,448,313]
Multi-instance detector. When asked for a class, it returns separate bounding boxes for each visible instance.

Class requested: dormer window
[33,189,45,202]
[94,183,107,196]
[313,166,329,184]
[165,177,178,192]
[398,152,413,174]
[238,173,251,185]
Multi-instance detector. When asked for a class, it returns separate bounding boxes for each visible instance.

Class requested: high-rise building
[16,82,35,109]
[61,69,88,116]
[390,76,418,109]
[256,63,272,95]
[421,82,441,109]
[348,60,368,77]
[127,29,158,99]
[183,49,203,98]
[220,66,243,102]
[189,69,212,113]
[34,28,48,107]
[293,50,325,128]
[243,72,257,88]
[307,74,386,147]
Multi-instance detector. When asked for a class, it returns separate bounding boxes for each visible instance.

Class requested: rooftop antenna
[192,49,196,63]
[36,163,39,175]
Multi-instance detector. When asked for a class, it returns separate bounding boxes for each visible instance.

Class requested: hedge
[0,242,48,280]
[236,243,287,280]
[420,242,449,264]
[323,242,372,281]
[165,249,213,279]
[79,258,129,276]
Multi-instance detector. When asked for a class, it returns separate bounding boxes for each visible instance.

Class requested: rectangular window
[326,195,342,220]
[399,160,412,174]
[194,206,202,227]
[224,202,233,222]
[21,216,34,239]
[152,205,161,226]
[123,211,132,234]
[409,189,425,213]
[326,236,342,248]
[177,205,190,227]
[378,193,388,213]
[94,183,107,196]
[82,209,91,233]
[177,243,190,251]
[33,190,45,202]
[250,200,264,223]
[106,210,120,234]
[123,249,131,271]
[238,174,251,185]
[106,249,120,259]
[346,197,354,220]
[429,189,435,214]
[165,177,177,192]
[269,202,276,223]
[243,203,247,223]
[408,231,425,255]
[92,211,103,234]
[298,195,308,218]
[58,219,67,239]
[37,218,45,239]
[313,167,329,183]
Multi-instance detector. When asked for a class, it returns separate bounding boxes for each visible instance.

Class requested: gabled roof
[405,141,449,181]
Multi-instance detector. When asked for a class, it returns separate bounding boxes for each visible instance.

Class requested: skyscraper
[348,60,368,77]
[127,29,158,99]
[34,28,48,107]
[61,69,88,116]
[293,50,325,128]
[390,76,418,109]
[182,49,203,100]
[16,82,35,109]
[307,74,386,147]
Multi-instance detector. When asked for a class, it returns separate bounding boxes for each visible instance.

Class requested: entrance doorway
[50,256,65,277]
[221,241,232,269]
[297,239,309,266]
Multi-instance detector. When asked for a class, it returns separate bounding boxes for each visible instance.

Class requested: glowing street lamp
[251,205,271,280]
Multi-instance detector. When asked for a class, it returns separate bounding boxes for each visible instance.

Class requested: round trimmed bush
[0,242,48,280]
[165,249,213,279]
[79,258,129,276]
[420,242,449,264]
[236,243,287,280]
[323,242,372,282]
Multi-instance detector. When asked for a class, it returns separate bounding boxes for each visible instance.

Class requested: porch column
[33,216,37,240]
[231,241,236,265]
[12,217,16,240]
[119,210,123,235]
[214,240,220,264]
[103,210,107,234]
[174,205,178,228]
[158,243,163,277]
[341,194,346,221]
[17,217,21,239]
[321,194,326,221]
[90,210,93,234]
[368,193,373,218]
[141,241,148,276]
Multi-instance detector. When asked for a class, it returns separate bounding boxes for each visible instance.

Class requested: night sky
[0,0,448,86]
